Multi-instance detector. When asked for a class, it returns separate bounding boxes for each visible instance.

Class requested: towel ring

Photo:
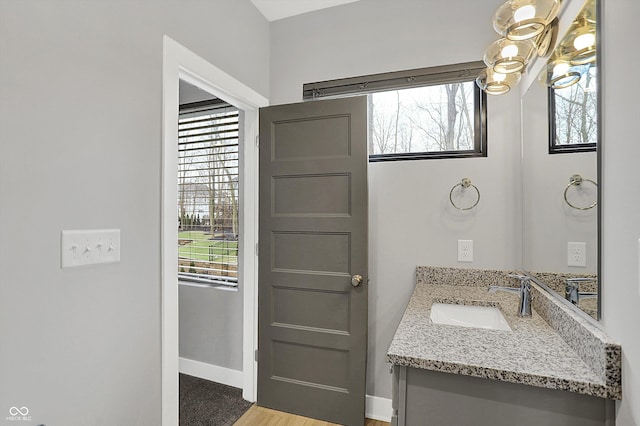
[564,174,597,210]
[449,178,480,211]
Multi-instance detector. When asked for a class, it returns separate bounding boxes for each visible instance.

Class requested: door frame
[161,36,268,425]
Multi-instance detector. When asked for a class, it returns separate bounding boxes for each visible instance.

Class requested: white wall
[270,0,522,400]
[0,1,268,425]
[601,1,640,424]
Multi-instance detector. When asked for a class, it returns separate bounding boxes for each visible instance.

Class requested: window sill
[178,279,238,292]
[369,150,487,162]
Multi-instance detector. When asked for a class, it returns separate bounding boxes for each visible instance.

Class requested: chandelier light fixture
[478,0,562,95]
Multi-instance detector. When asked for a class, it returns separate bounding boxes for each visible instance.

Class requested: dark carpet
[179,373,253,426]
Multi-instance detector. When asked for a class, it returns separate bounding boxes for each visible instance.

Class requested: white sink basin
[430,303,512,331]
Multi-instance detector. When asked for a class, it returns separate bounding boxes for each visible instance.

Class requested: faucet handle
[494,275,533,317]
[507,274,531,293]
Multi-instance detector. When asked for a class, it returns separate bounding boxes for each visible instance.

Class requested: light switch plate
[567,242,586,267]
[61,229,120,268]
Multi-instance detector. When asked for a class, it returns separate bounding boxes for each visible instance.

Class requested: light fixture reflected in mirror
[565,18,596,64]
[493,0,562,41]
[477,68,521,95]
[540,59,582,89]
[539,0,596,89]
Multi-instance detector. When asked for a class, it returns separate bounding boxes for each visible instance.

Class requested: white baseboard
[366,395,392,422]
[179,357,243,389]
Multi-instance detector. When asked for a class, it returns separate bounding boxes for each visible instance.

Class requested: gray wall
[179,80,216,104]
[179,286,243,371]
[270,0,523,400]
[0,1,268,425]
[601,0,640,423]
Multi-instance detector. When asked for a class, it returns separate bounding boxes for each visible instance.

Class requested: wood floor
[234,405,390,426]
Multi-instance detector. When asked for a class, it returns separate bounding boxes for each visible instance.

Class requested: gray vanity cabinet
[391,365,614,426]
[388,267,622,425]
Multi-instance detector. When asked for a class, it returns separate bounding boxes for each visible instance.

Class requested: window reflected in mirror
[541,0,597,154]
[549,63,597,150]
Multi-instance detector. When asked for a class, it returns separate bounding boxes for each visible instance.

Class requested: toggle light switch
[61,229,120,268]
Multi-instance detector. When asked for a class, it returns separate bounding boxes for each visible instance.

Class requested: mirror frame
[596,0,602,321]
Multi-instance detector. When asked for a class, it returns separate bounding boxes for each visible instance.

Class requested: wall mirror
[521,0,600,320]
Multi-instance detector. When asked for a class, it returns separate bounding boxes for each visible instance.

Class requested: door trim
[161,36,268,426]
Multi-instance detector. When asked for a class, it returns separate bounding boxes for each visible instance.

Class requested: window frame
[302,61,488,162]
[548,86,597,155]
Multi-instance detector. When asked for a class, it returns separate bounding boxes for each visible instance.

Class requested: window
[178,100,239,287]
[549,63,597,154]
[303,61,487,161]
[369,83,482,160]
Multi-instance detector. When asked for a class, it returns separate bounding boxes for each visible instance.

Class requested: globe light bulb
[574,33,596,50]
[477,67,521,95]
[553,62,570,76]
[494,72,507,82]
[514,5,536,22]
[501,44,519,58]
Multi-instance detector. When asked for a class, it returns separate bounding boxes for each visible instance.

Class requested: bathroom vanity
[387,267,621,426]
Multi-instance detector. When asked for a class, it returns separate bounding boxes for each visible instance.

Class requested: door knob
[351,274,363,287]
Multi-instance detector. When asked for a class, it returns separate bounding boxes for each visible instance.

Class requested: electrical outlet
[458,240,473,262]
[61,229,120,268]
[567,242,586,267]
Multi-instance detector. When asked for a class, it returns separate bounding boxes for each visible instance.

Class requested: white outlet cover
[458,240,473,263]
[61,229,121,268]
[567,241,586,267]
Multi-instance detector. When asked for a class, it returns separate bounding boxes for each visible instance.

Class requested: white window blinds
[178,101,239,287]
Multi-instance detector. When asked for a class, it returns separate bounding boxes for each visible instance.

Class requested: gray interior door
[258,96,368,426]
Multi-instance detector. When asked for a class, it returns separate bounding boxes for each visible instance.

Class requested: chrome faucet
[488,274,532,317]
[565,277,597,305]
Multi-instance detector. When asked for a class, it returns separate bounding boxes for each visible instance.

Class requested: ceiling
[250,0,360,22]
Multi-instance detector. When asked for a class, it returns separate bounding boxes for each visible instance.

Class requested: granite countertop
[386,267,622,399]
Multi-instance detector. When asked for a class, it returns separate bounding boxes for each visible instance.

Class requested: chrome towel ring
[449,178,480,211]
[564,174,597,210]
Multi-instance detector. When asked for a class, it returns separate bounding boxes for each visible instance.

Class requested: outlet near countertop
[457,240,473,262]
